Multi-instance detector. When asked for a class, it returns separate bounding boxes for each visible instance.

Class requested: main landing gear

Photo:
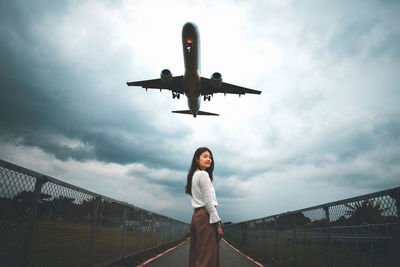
[203,95,211,101]
[172,93,180,99]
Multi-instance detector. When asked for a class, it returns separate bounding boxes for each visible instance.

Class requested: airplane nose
[183,22,196,31]
[182,22,198,35]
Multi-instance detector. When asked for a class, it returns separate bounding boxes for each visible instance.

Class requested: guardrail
[0,159,189,267]
[223,186,400,267]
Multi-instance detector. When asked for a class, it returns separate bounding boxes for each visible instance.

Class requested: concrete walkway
[143,239,263,267]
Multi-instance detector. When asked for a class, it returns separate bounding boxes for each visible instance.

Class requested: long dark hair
[185,147,214,195]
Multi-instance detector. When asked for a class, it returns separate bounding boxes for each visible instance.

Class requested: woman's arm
[198,172,221,224]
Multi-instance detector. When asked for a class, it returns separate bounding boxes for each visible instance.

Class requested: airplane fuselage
[182,22,201,116]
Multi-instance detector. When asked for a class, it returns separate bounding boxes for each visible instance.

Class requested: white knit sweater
[190,170,221,224]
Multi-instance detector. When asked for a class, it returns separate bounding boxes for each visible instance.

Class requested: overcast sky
[1,0,399,223]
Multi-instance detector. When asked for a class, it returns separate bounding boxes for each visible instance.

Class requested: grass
[224,233,399,267]
[0,219,188,267]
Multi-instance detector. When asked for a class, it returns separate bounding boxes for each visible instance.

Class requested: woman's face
[197,151,212,170]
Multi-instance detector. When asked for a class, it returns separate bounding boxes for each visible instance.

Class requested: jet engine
[211,72,222,88]
[161,69,172,83]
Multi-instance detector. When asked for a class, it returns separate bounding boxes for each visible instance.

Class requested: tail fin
[172,110,219,117]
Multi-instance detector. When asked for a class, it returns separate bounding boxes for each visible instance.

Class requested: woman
[186,147,224,267]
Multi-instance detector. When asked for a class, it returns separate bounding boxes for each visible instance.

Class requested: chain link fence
[0,159,189,267]
[223,186,400,267]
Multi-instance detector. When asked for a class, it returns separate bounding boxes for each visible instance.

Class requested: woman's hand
[215,221,224,241]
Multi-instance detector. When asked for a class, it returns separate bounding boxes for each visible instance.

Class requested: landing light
[186,42,192,52]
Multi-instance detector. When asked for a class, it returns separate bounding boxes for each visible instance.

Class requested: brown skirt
[189,207,220,267]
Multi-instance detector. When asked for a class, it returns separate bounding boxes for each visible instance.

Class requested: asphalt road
[143,239,262,267]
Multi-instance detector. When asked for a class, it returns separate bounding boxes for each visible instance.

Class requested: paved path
[143,239,262,267]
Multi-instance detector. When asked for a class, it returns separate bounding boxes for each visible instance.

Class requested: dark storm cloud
[248,0,400,63]
[296,0,400,61]
[216,185,247,199]
[316,117,400,166]
[334,173,399,190]
[240,1,400,184]
[127,164,247,199]
[0,1,192,169]
[275,116,400,168]
[127,167,186,195]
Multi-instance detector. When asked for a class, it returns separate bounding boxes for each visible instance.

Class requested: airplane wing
[127,76,185,94]
[200,77,261,96]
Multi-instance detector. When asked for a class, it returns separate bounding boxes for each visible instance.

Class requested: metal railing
[0,159,189,267]
[223,186,400,267]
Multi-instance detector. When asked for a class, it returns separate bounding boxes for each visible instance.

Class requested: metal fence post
[169,218,172,242]
[262,218,267,258]
[120,206,128,259]
[274,216,279,263]
[172,220,176,241]
[239,223,241,245]
[172,219,175,241]
[252,221,256,252]
[166,218,170,243]
[19,177,46,267]
[233,225,236,243]
[389,191,400,224]
[157,216,162,245]
[246,221,250,249]
[384,223,394,266]
[324,206,333,267]
[88,197,101,266]
[238,224,241,244]
[137,211,143,252]
[293,213,297,267]
[150,213,155,247]
[181,223,184,237]
[163,218,167,244]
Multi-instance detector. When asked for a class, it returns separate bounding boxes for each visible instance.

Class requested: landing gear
[203,95,211,101]
[172,93,180,99]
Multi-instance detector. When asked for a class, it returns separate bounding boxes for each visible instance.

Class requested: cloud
[0,0,195,170]
[127,164,187,195]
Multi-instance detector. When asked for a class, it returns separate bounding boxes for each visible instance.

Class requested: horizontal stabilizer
[198,111,219,116]
[172,110,219,116]
[172,110,192,115]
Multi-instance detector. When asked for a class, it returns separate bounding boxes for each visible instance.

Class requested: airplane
[127,22,261,117]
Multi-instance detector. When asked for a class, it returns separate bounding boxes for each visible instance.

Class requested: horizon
[2,158,398,224]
